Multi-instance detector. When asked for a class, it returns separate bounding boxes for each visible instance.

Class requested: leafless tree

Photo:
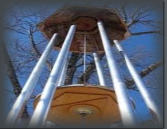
[4,4,163,119]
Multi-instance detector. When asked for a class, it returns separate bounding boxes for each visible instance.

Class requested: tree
[4,3,163,124]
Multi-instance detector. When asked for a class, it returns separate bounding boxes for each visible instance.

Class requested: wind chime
[6,7,161,128]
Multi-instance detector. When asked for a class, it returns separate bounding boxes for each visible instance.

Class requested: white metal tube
[97,21,136,126]
[29,25,76,127]
[93,53,106,86]
[6,33,58,125]
[83,35,87,84]
[114,40,161,122]
[84,35,86,73]
[57,56,68,86]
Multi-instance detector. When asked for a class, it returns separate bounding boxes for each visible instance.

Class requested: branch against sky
[4,5,163,118]
[114,4,161,36]
[131,31,161,36]
[28,26,53,72]
[4,44,29,118]
[125,61,162,89]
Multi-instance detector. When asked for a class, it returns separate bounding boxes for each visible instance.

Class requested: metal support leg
[28,25,76,127]
[93,53,106,86]
[114,40,161,122]
[57,56,68,86]
[6,33,58,125]
[97,21,136,126]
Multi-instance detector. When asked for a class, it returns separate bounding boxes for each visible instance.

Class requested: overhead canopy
[37,7,130,53]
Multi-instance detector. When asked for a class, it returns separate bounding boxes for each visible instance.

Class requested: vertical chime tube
[97,21,136,126]
[57,56,68,86]
[114,40,161,122]
[29,25,76,127]
[83,35,87,84]
[6,33,58,125]
[93,53,106,86]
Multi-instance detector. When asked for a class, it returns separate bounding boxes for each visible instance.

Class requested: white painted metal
[97,21,136,126]
[6,33,58,125]
[29,25,76,127]
[114,40,161,122]
[57,56,68,86]
[83,35,87,84]
[93,53,106,86]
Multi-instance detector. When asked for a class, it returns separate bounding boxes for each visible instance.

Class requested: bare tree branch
[78,54,104,84]
[65,53,82,85]
[120,5,128,24]
[131,31,160,36]
[5,47,29,118]
[125,61,162,89]
[28,27,53,71]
